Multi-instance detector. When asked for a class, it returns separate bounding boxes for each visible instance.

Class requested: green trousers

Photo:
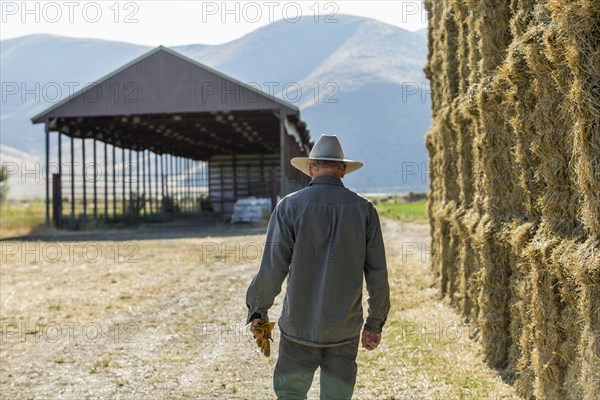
[273,335,359,400]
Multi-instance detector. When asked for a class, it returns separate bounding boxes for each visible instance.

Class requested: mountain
[0,15,430,196]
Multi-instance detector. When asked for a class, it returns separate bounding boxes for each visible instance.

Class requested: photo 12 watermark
[1,81,140,105]
[1,1,140,24]
[0,241,140,264]
[199,240,343,264]
[1,321,139,344]
[200,1,340,24]
[199,80,339,105]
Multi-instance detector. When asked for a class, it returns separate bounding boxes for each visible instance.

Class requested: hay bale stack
[424,0,599,398]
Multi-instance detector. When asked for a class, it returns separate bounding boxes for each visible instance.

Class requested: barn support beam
[82,138,87,220]
[93,139,97,220]
[129,149,133,215]
[188,159,191,212]
[172,154,175,201]
[147,151,153,215]
[270,165,276,211]
[178,156,182,210]
[193,161,198,212]
[233,154,238,203]
[160,154,165,211]
[166,154,171,199]
[187,159,190,211]
[279,109,285,198]
[155,154,160,213]
[141,150,146,217]
[121,147,126,217]
[112,145,117,219]
[45,128,50,225]
[104,141,108,222]
[170,154,174,202]
[70,136,75,222]
[165,154,169,199]
[57,131,63,228]
[174,155,178,208]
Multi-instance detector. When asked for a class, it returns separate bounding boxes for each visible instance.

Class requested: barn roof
[31,46,311,160]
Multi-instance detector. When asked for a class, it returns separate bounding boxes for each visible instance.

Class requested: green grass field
[369,197,428,223]
[0,200,46,238]
[0,194,428,239]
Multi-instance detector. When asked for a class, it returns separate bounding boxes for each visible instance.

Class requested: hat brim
[290,157,364,177]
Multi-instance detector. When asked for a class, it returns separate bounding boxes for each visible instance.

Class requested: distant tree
[0,164,8,206]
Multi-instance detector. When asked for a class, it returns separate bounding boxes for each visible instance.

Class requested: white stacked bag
[231,197,271,223]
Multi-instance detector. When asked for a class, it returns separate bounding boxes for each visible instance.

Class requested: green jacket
[246,175,390,346]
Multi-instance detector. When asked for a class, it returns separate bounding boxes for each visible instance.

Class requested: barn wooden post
[233,154,238,203]
[93,139,97,220]
[165,154,169,199]
[185,158,191,211]
[269,165,276,212]
[193,159,197,212]
[121,147,126,216]
[141,150,146,216]
[57,131,63,228]
[170,154,174,200]
[82,138,87,220]
[147,151,153,214]
[45,127,50,225]
[170,154,174,207]
[193,160,197,212]
[112,145,117,218]
[52,173,61,229]
[104,141,108,222]
[128,149,133,215]
[279,109,286,198]
[128,149,133,214]
[164,154,169,199]
[70,136,75,222]
[259,153,265,197]
[160,154,165,212]
[178,156,182,209]
[155,154,160,213]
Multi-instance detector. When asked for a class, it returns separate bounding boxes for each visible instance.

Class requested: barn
[31,46,312,227]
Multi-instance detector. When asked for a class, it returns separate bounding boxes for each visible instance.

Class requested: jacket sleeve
[363,203,390,333]
[245,203,294,324]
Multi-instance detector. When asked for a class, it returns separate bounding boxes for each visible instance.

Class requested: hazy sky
[1,0,428,46]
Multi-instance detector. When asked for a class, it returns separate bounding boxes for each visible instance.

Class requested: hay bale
[424,0,599,398]
[547,0,600,238]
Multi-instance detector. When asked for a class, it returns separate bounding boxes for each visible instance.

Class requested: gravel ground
[0,218,521,399]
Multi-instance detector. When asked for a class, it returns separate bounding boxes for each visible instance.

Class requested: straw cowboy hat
[291,134,363,176]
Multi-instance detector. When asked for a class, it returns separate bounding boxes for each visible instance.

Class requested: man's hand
[249,318,262,338]
[250,318,276,357]
[361,329,382,351]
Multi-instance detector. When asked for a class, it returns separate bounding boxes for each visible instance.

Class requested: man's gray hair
[308,159,347,171]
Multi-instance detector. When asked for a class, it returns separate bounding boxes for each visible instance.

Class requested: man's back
[246,175,389,346]
[275,175,387,346]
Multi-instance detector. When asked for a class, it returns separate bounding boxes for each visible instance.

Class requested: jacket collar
[309,175,345,187]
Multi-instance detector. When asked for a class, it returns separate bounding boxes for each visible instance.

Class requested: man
[246,134,390,399]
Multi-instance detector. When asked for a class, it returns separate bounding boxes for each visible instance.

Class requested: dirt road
[0,218,520,399]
